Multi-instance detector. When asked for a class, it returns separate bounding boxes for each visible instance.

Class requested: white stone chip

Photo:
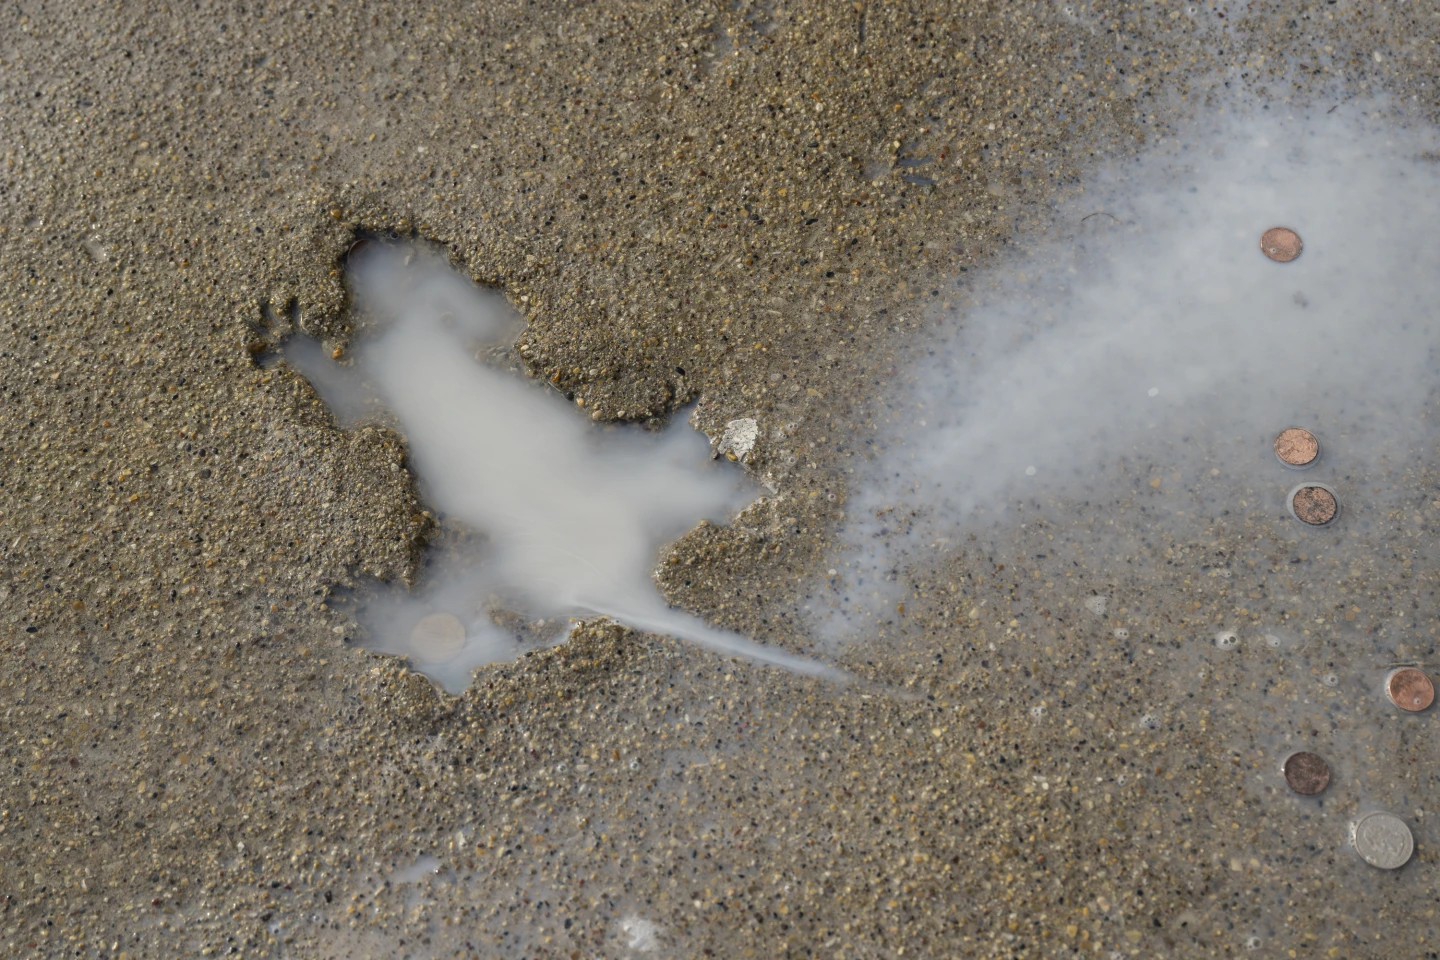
[717,417,759,460]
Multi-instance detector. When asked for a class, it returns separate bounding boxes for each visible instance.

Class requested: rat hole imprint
[288,240,835,691]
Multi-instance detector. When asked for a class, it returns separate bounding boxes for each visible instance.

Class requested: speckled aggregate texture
[2,2,1438,957]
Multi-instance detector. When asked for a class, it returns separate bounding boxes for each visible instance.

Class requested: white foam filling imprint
[289,242,837,691]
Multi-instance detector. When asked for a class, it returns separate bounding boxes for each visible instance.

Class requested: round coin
[1289,484,1339,525]
[410,612,466,663]
[1386,667,1436,713]
[1282,751,1331,796]
[1273,427,1320,468]
[1261,227,1303,263]
[1352,812,1414,869]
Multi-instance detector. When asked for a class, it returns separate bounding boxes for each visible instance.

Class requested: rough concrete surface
[2,1,1438,957]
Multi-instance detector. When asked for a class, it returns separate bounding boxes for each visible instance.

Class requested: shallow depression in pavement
[287,240,837,691]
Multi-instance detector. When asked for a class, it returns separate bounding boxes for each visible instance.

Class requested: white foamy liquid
[817,101,1440,638]
[289,243,837,691]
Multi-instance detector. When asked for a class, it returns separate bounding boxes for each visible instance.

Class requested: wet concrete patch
[815,101,1440,652]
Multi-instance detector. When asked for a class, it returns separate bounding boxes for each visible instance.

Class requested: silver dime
[1352,812,1414,869]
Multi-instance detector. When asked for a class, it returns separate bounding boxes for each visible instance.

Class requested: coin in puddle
[1261,227,1303,263]
[1282,751,1330,796]
[1273,427,1320,468]
[410,612,466,662]
[1352,812,1414,869]
[1288,484,1339,525]
[1386,667,1435,712]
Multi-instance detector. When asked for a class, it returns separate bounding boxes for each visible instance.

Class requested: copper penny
[1289,484,1338,525]
[1386,667,1435,712]
[1282,751,1331,796]
[1261,227,1303,263]
[1273,427,1319,468]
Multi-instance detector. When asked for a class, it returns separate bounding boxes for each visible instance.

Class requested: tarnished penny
[1289,484,1339,525]
[1352,812,1414,869]
[1386,667,1435,712]
[410,612,466,663]
[1274,427,1320,468]
[1282,751,1331,796]
[1261,227,1303,263]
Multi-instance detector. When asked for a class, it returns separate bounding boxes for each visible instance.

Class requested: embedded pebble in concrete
[716,417,759,462]
[618,915,664,953]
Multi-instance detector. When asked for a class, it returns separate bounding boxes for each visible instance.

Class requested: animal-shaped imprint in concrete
[287,240,835,691]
